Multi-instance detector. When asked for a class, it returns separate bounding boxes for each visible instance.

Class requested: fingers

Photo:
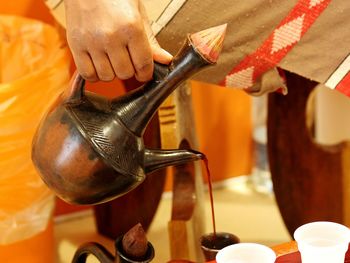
[106,46,135,80]
[70,34,167,83]
[65,0,172,83]
[146,27,173,64]
[68,22,153,82]
[151,43,173,65]
[127,29,154,82]
[71,51,98,82]
[72,50,116,82]
[90,52,117,82]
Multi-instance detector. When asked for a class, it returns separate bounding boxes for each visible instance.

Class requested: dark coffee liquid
[201,233,238,250]
[203,156,216,238]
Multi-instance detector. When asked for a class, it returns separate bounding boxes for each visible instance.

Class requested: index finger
[127,27,154,82]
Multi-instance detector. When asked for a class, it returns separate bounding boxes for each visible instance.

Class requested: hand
[64,0,172,82]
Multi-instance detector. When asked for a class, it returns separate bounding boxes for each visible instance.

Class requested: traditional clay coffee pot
[32,25,226,205]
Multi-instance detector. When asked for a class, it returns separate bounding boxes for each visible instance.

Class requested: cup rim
[294,221,350,251]
[294,221,350,240]
[200,232,240,252]
[216,242,276,262]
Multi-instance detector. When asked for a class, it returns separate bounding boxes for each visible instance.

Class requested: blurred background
[1,1,349,263]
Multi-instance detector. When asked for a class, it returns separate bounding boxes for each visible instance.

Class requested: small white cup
[294,221,350,263]
[216,243,276,263]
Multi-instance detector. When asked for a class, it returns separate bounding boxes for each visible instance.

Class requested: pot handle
[64,63,169,103]
[71,242,114,263]
[63,71,85,104]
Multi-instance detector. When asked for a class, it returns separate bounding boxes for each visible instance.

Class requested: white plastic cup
[294,221,350,263]
[216,243,276,263]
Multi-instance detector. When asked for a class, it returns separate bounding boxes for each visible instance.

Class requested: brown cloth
[45,0,350,95]
[151,0,349,95]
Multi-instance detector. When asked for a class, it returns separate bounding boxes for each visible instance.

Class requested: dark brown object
[71,242,114,263]
[268,70,350,236]
[70,238,155,263]
[31,25,229,205]
[122,223,148,260]
[116,235,154,263]
[200,232,240,261]
[203,157,217,236]
[93,112,166,239]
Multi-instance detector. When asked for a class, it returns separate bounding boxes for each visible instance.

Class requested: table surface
[205,241,350,263]
[274,242,350,263]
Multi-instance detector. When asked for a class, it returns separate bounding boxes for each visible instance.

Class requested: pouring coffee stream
[31,24,227,206]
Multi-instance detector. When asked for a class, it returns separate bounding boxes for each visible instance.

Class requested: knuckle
[95,63,115,82]
[67,33,83,49]
[135,60,153,74]
[80,71,97,82]
[136,75,151,82]
[90,28,110,43]
[98,29,116,45]
[117,70,134,80]
[120,19,143,37]
[99,73,115,82]
[83,75,98,82]
[70,27,112,45]
[68,28,89,43]
[136,70,152,82]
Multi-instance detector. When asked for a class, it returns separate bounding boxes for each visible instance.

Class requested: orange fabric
[191,81,252,182]
[0,3,65,260]
[0,11,70,237]
[0,1,54,24]
[85,78,126,98]
[164,81,252,191]
[0,220,54,263]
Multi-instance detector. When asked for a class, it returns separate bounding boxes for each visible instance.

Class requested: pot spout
[111,24,227,137]
[144,148,204,174]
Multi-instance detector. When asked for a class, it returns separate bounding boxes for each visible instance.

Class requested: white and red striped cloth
[222,0,350,97]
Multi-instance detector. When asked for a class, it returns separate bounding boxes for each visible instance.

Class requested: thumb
[148,33,173,64]
[139,2,173,64]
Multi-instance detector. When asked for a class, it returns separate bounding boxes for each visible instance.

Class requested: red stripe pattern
[336,72,350,97]
[222,0,332,92]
